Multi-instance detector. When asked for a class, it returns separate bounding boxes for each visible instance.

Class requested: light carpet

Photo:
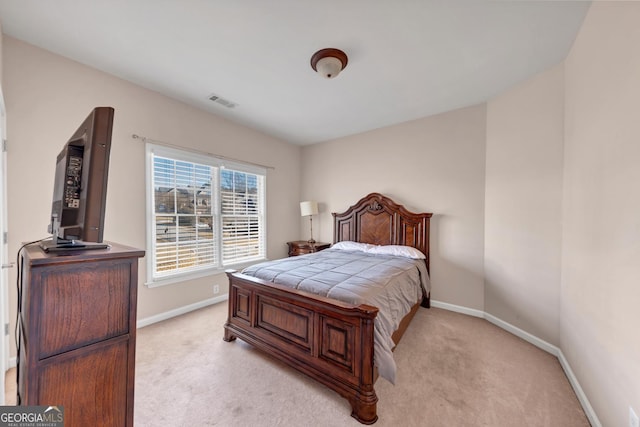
[131,303,589,427]
[4,302,589,426]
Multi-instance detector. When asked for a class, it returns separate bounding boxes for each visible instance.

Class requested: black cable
[14,237,49,404]
[15,238,49,353]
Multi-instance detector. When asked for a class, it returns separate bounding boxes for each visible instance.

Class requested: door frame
[0,86,8,404]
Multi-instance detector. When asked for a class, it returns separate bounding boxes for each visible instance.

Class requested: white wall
[301,105,487,310]
[3,37,301,355]
[562,3,640,426]
[485,64,564,345]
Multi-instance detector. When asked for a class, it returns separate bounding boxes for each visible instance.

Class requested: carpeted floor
[5,302,590,426]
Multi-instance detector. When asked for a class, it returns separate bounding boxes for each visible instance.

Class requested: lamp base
[307,239,316,244]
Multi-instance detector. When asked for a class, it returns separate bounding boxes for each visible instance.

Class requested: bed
[223,193,432,424]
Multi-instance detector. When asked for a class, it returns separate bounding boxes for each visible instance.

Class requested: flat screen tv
[39,107,115,252]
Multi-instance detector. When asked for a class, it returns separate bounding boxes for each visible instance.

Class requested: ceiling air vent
[208,93,238,109]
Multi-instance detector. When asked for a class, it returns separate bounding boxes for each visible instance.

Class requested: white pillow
[367,245,425,259]
[331,241,375,253]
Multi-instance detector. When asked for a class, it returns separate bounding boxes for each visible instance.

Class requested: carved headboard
[332,193,433,271]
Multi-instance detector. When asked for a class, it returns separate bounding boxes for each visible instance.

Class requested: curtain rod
[131,134,275,170]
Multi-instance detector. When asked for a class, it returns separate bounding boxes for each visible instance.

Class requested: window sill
[146,267,225,288]
[145,258,268,288]
[223,258,268,272]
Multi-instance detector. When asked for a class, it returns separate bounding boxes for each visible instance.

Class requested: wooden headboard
[332,193,433,271]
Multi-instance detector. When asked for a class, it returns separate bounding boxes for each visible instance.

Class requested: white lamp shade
[300,200,318,216]
[316,56,343,79]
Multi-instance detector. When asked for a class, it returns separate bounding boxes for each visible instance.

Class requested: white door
[0,88,8,404]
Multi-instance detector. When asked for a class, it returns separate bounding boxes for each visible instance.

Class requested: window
[146,144,266,286]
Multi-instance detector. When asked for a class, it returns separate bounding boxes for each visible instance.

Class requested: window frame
[145,143,267,287]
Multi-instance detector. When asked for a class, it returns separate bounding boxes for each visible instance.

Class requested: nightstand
[287,241,331,257]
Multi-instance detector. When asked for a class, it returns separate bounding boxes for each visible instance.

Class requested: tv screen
[40,107,114,252]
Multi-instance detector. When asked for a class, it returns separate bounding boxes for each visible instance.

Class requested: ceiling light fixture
[310,48,348,79]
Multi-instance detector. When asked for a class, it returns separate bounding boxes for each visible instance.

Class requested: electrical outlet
[213,285,220,294]
[630,406,639,427]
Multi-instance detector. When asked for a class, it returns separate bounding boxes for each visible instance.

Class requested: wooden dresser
[286,240,330,256]
[17,242,144,427]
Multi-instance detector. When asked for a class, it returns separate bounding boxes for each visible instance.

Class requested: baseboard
[432,299,601,427]
[557,350,602,427]
[136,294,228,329]
[431,299,484,318]
[483,312,559,357]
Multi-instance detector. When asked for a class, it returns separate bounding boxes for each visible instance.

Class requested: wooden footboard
[224,193,432,424]
[224,270,380,424]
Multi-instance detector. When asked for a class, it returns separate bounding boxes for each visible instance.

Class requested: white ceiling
[0,1,590,145]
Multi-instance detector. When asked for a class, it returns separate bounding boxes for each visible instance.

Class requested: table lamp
[300,201,318,244]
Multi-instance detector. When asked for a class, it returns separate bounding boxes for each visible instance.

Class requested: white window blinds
[220,169,265,264]
[146,144,266,285]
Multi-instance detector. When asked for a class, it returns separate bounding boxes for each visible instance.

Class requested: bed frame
[224,193,432,424]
